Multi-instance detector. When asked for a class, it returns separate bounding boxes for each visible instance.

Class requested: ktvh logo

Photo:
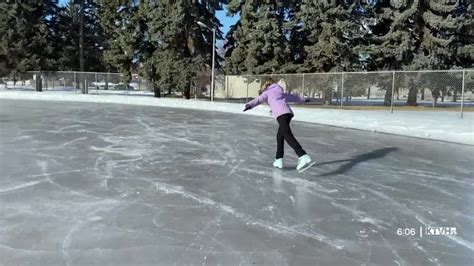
[424,227,457,236]
[397,227,458,237]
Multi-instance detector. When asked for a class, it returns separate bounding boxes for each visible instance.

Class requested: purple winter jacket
[245,83,305,118]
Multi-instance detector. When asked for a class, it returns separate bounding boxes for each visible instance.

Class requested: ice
[0,99,473,265]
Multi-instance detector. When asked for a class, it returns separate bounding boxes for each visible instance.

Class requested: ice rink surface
[1,99,473,265]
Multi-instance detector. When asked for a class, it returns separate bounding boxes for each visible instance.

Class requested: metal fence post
[138,75,141,91]
[80,72,85,94]
[95,72,98,94]
[461,69,465,119]
[39,71,43,92]
[391,71,395,114]
[340,72,344,109]
[73,72,77,93]
[105,72,109,91]
[302,73,305,98]
[44,74,47,91]
[246,79,249,103]
[225,75,228,100]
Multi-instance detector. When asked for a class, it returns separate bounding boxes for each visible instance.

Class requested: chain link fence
[192,74,226,100]
[394,71,465,109]
[1,69,472,117]
[0,71,154,96]
[223,70,473,117]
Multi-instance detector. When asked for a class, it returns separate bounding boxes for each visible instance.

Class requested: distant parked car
[114,83,133,90]
[91,82,119,90]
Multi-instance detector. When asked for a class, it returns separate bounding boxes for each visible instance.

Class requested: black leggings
[276,113,306,159]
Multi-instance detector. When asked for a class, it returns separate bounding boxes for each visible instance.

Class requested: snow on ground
[0,90,472,145]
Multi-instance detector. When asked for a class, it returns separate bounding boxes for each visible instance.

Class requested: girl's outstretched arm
[284,93,305,104]
[244,92,268,111]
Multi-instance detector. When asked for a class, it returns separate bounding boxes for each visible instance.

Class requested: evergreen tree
[144,0,225,99]
[283,0,307,73]
[408,0,471,105]
[226,0,287,75]
[413,0,472,69]
[143,0,186,97]
[346,0,421,105]
[350,0,420,71]
[297,1,357,73]
[58,2,80,70]
[98,1,141,86]
[0,1,62,90]
[134,0,161,97]
[58,0,106,72]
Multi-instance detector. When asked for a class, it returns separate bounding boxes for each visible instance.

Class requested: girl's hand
[243,104,251,112]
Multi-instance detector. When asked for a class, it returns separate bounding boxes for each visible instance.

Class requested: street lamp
[197,21,216,102]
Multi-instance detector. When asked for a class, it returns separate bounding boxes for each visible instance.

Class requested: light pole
[197,21,216,102]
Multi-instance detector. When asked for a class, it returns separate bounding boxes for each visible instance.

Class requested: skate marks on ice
[270,158,473,265]
[0,100,473,265]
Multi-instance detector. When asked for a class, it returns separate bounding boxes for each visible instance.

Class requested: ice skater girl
[243,77,313,171]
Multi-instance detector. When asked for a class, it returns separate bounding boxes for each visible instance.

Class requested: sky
[216,8,239,36]
[58,0,239,36]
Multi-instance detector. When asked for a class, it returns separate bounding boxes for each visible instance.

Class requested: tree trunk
[105,73,109,90]
[152,78,160,98]
[431,89,440,107]
[420,88,425,100]
[184,82,191,99]
[324,88,332,105]
[367,86,371,99]
[79,0,85,94]
[453,90,457,102]
[407,87,418,106]
[383,87,391,106]
[441,93,445,102]
[36,73,43,92]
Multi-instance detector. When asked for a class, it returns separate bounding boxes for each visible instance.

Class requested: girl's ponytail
[259,77,275,95]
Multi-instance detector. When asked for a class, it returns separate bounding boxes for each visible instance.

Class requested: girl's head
[259,77,275,95]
